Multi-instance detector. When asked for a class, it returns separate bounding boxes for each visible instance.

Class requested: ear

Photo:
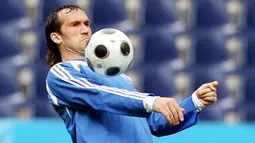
[50,32,62,44]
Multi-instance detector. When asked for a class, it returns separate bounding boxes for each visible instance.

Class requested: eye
[71,22,80,26]
[84,22,91,27]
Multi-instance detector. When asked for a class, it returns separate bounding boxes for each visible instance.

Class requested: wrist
[191,92,205,111]
[143,96,159,113]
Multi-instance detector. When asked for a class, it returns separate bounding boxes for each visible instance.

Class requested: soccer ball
[85,28,134,77]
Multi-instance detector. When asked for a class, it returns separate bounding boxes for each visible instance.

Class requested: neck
[59,46,85,62]
[61,52,84,62]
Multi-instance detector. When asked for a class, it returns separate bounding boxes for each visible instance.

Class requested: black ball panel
[94,45,108,59]
[106,67,120,76]
[120,42,130,56]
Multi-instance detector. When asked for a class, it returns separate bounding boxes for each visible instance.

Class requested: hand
[152,97,184,125]
[196,81,219,106]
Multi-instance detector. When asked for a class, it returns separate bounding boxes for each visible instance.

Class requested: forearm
[147,96,200,137]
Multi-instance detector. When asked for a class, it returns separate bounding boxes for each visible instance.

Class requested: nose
[81,24,90,35]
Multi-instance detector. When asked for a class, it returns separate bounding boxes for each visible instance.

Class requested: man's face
[57,8,92,56]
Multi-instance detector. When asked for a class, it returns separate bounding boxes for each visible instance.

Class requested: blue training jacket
[46,59,199,143]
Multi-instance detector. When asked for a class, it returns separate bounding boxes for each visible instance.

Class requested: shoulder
[46,60,87,80]
[48,60,90,75]
[68,60,89,72]
[47,60,101,84]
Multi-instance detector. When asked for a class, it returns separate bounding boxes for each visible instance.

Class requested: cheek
[63,29,80,42]
[68,28,80,36]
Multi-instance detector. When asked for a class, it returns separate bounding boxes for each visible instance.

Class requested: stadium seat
[244,69,255,103]
[224,33,245,67]
[246,32,255,67]
[0,58,25,117]
[243,104,255,122]
[195,0,229,28]
[91,0,126,25]
[141,28,179,65]
[0,33,22,59]
[35,26,47,63]
[34,62,49,98]
[140,0,178,28]
[242,67,255,121]
[0,0,27,23]
[193,29,230,66]
[42,0,75,23]
[246,0,255,30]
[141,64,177,97]
[0,69,19,97]
[90,0,133,32]
[33,62,57,117]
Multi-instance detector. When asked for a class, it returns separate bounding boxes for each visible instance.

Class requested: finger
[201,82,217,91]
[169,103,179,125]
[212,81,219,86]
[200,92,217,98]
[208,81,219,91]
[165,106,175,125]
[173,102,184,122]
[195,83,212,95]
[209,84,217,92]
[203,96,217,103]
[198,88,213,96]
[161,108,173,125]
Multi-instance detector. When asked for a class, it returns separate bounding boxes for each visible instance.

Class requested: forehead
[58,8,89,23]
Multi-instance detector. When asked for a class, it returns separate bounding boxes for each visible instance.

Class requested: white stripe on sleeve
[56,64,149,97]
[46,81,59,106]
[50,65,147,100]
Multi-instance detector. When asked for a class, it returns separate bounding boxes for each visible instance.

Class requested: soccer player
[45,5,218,143]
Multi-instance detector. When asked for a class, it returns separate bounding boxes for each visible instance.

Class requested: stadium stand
[90,0,134,32]
[193,29,230,66]
[194,0,229,28]
[42,0,75,23]
[0,0,27,22]
[246,0,255,30]
[33,62,58,117]
[141,28,179,65]
[141,64,178,97]
[0,58,26,117]
[245,31,255,67]
[140,0,178,28]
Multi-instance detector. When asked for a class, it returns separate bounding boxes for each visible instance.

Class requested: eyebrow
[70,20,91,25]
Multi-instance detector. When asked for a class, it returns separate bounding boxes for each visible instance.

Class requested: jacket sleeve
[46,64,151,117]
[147,96,200,137]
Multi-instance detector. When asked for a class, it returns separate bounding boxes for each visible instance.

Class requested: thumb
[212,81,219,87]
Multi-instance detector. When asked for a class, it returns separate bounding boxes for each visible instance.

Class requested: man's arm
[147,96,199,137]
[147,81,218,137]
[46,64,153,117]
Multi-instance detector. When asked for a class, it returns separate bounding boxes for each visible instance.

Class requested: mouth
[82,37,90,42]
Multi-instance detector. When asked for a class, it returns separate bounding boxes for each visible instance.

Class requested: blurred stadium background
[0,0,255,142]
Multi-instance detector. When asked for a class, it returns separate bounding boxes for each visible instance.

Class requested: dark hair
[45,5,82,67]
